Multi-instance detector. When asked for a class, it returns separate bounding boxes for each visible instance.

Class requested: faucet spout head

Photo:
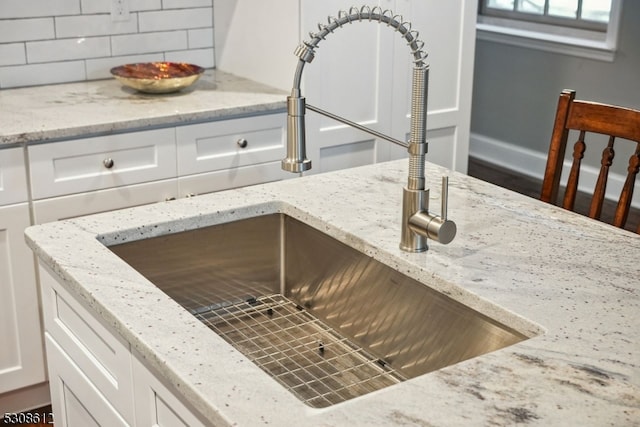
[282,93,312,173]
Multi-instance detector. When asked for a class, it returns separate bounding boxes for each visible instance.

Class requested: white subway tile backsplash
[0,1,213,88]
[0,0,81,19]
[164,48,214,68]
[188,28,214,49]
[163,0,212,9]
[27,37,111,63]
[0,61,86,88]
[0,44,26,66]
[139,8,213,32]
[79,0,109,14]
[80,0,161,14]
[86,53,162,79]
[56,15,138,38]
[112,31,188,56]
[0,18,55,43]
[132,0,163,11]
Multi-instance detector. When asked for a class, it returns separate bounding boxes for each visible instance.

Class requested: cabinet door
[301,0,397,174]
[0,203,45,395]
[0,147,28,206]
[390,0,478,172]
[45,334,130,427]
[132,354,208,427]
[40,266,135,425]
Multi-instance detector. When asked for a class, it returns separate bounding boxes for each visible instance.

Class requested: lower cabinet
[132,354,208,427]
[0,203,48,406]
[45,335,129,427]
[39,264,208,427]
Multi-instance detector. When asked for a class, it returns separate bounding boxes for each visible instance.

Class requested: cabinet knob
[103,158,114,169]
[236,138,248,148]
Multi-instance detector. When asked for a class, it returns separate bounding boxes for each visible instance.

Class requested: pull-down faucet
[281,6,456,252]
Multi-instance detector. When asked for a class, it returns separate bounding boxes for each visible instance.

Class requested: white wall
[0,0,215,89]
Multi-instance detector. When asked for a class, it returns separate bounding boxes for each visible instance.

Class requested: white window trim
[476,0,623,62]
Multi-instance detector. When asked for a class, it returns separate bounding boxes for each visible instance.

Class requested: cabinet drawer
[0,147,28,206]
[176,114,286,175]
[29,128,176,199]
[40,266,135,425]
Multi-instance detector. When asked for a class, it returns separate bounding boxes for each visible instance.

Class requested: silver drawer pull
[103,158,114,169]
[236,138,248,148]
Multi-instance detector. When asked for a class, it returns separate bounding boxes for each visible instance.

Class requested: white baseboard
[469,132,640,208]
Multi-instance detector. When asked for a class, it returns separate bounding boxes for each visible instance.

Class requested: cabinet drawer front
[40,266,135,425]
[177,114,285,175]
[29,128,176,199]
[0,147,28,206]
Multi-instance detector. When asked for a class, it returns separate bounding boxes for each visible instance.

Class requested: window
[477,0,623,61]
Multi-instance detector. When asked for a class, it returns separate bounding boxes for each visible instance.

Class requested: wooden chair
[540,89,640,233]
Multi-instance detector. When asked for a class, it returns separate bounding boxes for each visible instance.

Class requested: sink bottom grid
[191,294,405,408]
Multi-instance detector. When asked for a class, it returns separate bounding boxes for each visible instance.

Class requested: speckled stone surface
[0,69,285,145]
[25,160,640,426]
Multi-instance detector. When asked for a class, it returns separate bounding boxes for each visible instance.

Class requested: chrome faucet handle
[433,175,456,244]
[441,175,449,221]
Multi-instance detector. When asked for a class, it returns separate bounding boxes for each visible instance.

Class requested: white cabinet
[39,266,207,427]
[30,129,179,226]
[131,354,208,427]
[215,0,478,173]
[40,269,135,425]
[0,203,45,395]
[300,0,397,174]
[389,0,478,172]
[45,335,129,427]
[29,128,177,200]
[0,147,48,410]
[0,147,28,206]
[176,113,291,197]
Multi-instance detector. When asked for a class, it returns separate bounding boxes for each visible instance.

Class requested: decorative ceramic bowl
[110,62,205,94]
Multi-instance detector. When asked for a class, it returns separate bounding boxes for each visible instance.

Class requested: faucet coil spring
[297,5,427,67]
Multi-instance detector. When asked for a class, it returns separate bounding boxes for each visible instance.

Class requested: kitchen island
[25,159,639,426]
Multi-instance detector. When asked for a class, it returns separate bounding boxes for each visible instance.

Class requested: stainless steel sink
[109,214,534,408]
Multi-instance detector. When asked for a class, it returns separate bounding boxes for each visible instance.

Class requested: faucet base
[281,158,312,173]
[400,186,457,252]
[400,187,429,252]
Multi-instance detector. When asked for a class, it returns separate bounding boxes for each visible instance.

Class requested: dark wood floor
[467,157,639,233]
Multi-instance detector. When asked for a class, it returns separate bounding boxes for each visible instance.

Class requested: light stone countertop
[0,69,285,145]
[25,160,640,426]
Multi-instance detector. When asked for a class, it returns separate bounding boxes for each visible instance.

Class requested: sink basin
[109,213,535,408]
